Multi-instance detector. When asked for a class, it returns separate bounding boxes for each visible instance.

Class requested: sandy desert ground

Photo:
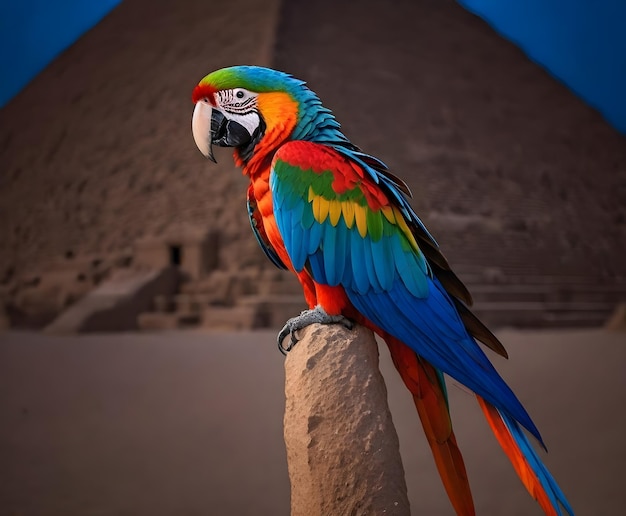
[1,327,624,515]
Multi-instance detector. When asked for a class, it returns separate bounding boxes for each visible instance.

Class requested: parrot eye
[214,88,257,114]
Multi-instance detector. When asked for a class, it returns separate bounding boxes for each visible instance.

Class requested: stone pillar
[283,323,410,516]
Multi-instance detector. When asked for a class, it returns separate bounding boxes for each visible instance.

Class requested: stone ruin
[2,219,626,333]
[0,250,132,331]
[0,225,307,333]
[132,225,307,332]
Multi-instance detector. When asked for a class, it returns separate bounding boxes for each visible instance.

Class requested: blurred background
[1,0,625,332]
[1,0,625,514]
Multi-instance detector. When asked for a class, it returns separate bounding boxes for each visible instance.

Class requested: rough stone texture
[44,266,179,334]
[133,226,219,281]
[3,250,132,329]
[283,323,410,516]
[0,0,283,296]
[239,294,308,329]
[201,305,260,330]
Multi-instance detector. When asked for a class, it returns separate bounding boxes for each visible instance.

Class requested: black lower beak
[206,143,217,164]
[211,110,252,153]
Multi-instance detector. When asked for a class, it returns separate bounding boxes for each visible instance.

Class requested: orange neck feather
[238,92,299,178]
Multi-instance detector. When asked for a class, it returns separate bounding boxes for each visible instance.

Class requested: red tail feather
[385,336,475,516]
[477,396,558,516]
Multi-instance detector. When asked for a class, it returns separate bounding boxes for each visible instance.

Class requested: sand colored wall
[45,267,179,334]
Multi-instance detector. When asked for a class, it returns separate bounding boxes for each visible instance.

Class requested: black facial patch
[211,109,252,148]
[237,116,266,163]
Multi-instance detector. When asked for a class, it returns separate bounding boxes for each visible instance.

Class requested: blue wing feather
[371,236,394,290]
[301,201,316,229]
[307,216,323,254]
[391,235,428,298]
[332,221,348,285]
[361,234,383,293]
[323,222,339,285]
[289,200,307,271]
[349,229,370,294]
[308,248,327,285]
[270,142,542,443]
[348,278,542,443]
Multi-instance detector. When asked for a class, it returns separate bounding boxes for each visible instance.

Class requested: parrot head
[191,65,345,165]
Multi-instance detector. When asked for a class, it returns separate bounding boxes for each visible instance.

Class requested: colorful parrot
[191,65,573,516]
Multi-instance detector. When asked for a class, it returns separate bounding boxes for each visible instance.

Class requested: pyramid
[1,0,625,328]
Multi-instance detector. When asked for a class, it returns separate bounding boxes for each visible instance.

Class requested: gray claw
[277,306,353,355]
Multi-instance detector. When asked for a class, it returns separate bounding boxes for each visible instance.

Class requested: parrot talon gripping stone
[277,306,353,355]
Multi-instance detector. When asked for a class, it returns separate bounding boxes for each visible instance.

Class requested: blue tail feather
[500,410,575,515]
[346,275,543,444]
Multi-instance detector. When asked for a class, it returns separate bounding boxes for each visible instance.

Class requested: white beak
[192,101,213,160]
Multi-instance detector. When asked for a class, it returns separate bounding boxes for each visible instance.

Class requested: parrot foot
[277,305,353,355]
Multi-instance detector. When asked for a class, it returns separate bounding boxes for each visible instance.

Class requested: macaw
[191,65,573,516]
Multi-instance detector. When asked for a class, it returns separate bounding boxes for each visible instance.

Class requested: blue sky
[0,0,121,107]
[459,0,626,134]
[1,0,625,134]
